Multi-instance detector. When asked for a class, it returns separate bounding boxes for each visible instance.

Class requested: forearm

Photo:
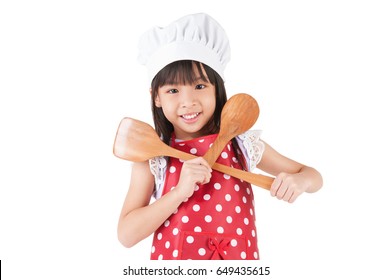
[298,165,323,193]
[118,188,185,248]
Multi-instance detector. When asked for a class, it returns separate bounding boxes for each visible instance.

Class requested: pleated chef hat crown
[137,13,231,83]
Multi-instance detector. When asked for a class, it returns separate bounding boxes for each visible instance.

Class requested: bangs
[153,60,211,87]
[150,58,227,147]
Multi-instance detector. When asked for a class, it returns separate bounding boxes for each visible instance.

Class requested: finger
[200,170,212,184]
[196,174,210,185]
[275,178,289,199]
[188,168,212,185]
[282,188,294,202]
[270,176,283,197]
[188,157,212,172]
[186,165,213,181]
[276,185,288,200]
[288,192,299,203]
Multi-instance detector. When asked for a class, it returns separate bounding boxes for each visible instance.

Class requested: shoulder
[237,130,263,144]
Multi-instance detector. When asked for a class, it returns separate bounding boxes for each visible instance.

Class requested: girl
[117,13,322,260]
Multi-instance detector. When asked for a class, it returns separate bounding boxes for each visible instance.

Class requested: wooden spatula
[203,93,259,166]
[113,117,273,190]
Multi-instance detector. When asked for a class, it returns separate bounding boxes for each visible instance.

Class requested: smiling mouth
[181,112,200,120]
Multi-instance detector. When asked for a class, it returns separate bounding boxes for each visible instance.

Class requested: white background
[1,0,391,279]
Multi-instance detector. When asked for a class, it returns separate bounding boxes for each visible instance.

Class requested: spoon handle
[203,136,231,167]
[165,146,273,190]
[212,162,273,190]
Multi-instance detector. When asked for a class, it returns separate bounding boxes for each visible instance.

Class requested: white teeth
[182,113,199,120]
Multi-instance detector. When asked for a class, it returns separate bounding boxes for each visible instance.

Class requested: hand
[270,172,309,203]
[174,157,212,201]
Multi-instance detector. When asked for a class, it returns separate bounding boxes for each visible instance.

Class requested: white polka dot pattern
[169,166,176,173]
[150,134,259,260]
[198,248,206,256]
[186,236,194,243]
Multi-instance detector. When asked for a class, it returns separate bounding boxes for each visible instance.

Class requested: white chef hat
[137,13,231,83]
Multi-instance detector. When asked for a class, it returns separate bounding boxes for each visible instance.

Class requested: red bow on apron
[150,134,259,260]
[208,237,230,260]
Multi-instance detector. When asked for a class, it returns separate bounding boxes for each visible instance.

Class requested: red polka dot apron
[150,134,259,260]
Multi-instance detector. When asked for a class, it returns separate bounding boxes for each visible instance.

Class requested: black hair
[150,60,247,171]
[150,60,227,145]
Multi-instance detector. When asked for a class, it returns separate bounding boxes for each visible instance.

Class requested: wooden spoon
[203,93,260,166]
[113,117,274,190]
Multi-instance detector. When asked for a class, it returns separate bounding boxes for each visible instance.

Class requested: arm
[117,157,212,248]
[257,142,323,203]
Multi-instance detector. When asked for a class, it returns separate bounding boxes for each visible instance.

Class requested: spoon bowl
[203,93,259,166]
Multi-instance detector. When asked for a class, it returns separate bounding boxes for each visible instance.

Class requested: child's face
[155,68,216,140]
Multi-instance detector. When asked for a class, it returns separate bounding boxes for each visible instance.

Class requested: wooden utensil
[113,117,274,190]
[203,93,260,166]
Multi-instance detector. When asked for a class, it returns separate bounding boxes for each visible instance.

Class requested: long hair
[150,60,247,171]
[150,60,227,145]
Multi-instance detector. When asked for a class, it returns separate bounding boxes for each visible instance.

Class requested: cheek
[160,102,176,118]
[205,96,216,114]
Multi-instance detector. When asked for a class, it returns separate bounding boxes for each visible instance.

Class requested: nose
[179,88,196,108]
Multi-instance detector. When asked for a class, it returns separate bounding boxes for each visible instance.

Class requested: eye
[167,89,179,94]
[195,84,206,90]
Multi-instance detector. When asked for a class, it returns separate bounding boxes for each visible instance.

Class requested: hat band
[146,41,225,83]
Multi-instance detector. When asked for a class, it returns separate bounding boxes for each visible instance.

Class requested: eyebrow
[162,77,209,87]
[194,77,210,83]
